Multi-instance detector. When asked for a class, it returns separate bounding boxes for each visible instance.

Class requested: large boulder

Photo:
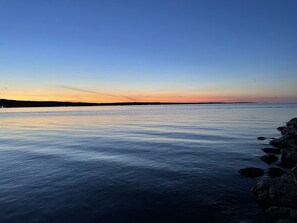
[277,161,296,169]
[283,135,297,148]
[276,219,297,223]
[239,167,264,178]
[268,167,286,177]
[271,135,297,149]
[271,118,297,149]
[249,118,297,222]
[286,125,297,136]
[278,126,288,135]
[287,118,297,129]
[266,206,297,221]
[260,154,278,164]
[266,206,292,219]
[281,148,297,166]
[251,167,297,208]
[271,137,286,148]
[262,147,281,154]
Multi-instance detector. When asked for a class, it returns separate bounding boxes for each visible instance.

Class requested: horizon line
[0,98,258,108]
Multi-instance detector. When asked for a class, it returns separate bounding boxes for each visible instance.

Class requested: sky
[0,0,297,103]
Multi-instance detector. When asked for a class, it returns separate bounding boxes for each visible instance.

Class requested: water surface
[0,103,296,223]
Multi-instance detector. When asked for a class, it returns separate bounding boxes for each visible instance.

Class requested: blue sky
[0,0,297,102]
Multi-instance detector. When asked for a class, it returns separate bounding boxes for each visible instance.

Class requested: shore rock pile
[240,118,297,223]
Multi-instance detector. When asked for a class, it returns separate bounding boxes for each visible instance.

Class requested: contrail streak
[59,86,136,101]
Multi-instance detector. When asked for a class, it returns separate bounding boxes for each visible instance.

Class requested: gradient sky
[0,0,297,103]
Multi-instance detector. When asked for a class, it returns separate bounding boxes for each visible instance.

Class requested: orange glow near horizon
[2,88,297,103]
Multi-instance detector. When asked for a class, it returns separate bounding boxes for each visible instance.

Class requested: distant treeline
[0,99,252,108]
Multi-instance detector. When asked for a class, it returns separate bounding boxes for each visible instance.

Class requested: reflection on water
[0,103,296,223]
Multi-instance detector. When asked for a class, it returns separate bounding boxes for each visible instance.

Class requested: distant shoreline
[0,99,254,108]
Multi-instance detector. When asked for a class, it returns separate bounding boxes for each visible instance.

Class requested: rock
[287,118,297,128]
[276,219,297,223]
[267,206,297,221]
[271,118,297,148]
[292,167,297,183]
[251,178,273,205]
[278,126,287,132]
[260,154,278,164]
[252,170,297,208]
[281,148,297,165]
[268,167,286,177]
[250,118,297,218]
[291,209,297,219]
[271,137,286,148]
[278,126,288,135]
[281,129,289,135]
[286,125,297,135]
[283,135,297,148]
[277,161,296,169]
[262,147,281,154]
[258,136,266,140]
[266,206,291,219]
[239,167,264,178]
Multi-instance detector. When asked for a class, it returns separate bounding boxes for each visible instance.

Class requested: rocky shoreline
[239,118,297,223]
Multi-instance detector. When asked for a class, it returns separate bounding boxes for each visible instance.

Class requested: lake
[0,103,296,223]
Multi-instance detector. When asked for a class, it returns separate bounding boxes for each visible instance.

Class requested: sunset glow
[1,0,297,103]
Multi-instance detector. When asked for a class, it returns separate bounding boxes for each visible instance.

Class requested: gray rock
[271,135,297,149]
[276,219,297,223]
[282,129,288,135]
[252,170,297,208]
[287,118,297,128]
[260,154,278,164]
[250,118,297,218]
[271,137,286,148]
[239,167,264,178]
[266,206,291,219]
[277,161,296,169]
[262,147,281,154]
[278,126,287,132]
[286,125,297,135]
[283,135,297,148]
[291,209,297,219]
[251,178,273,205]
[268,167,286,177]
[281,148,297,165]
[292,167,297,183]
[267,206,297,220]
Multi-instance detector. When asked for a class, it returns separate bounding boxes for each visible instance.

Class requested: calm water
[0,103,296,223]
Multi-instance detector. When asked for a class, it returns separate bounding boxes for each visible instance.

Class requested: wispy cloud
[59,85,137,101]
